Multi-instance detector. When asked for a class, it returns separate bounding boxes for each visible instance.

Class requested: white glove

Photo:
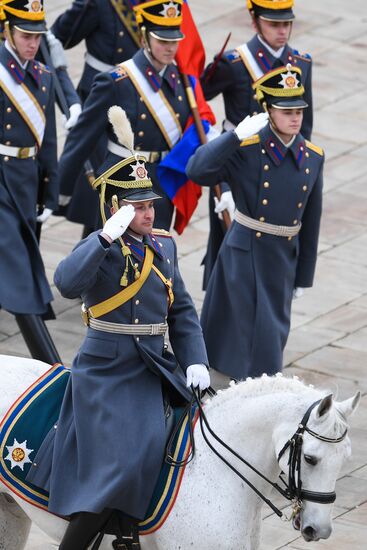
[62,103,82,130]
[214,190,235,220]
[59,194,71,207]
[46,30,68,69]
[293,287,305,299]
[186,364,210,391]
[102,204,136,241]
[234,112,269,140]
[36,208,53,223]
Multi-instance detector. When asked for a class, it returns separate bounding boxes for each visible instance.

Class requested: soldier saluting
[201,0,313,288]
[0,0,60,364]
[187,65,324,387]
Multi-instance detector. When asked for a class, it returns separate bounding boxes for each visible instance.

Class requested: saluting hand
[102,204,136,242]
[234,112,269,140]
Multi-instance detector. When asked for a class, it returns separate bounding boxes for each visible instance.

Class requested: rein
[172,388,348,519]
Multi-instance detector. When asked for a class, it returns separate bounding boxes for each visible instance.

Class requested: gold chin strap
[4,21,16,50]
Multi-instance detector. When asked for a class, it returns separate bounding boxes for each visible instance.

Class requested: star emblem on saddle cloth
[5,438,34,471]
[279,68,300,90]
[129,160,148,181]
[159,2,180,18]
[25,1,42,13]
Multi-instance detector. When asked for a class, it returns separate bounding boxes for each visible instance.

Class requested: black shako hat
[247,0,295,22]
[253,64,308,109]
[134,0,184,41]
[0,0,46,33]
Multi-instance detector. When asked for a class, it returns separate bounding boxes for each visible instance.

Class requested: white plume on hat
[108,106,135,155]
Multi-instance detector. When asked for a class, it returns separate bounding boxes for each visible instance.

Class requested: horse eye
[304,455,318,466]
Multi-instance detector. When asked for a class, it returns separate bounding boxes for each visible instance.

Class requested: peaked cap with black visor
[253,64,308,110]
[0,0,47,33]
[247,0,295,22]
[134,0,184,42]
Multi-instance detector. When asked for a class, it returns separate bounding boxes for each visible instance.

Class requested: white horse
[0,355,360,550]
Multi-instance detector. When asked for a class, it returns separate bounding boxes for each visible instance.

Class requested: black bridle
[173,390,348,519]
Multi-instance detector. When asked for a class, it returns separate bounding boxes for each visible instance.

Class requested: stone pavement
[1,1,366,548]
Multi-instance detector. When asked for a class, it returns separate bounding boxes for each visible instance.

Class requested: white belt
[234,210,301,238]
[107,140,169,163]
[223,119,236,132]
[85,52,115,73]
[0,143,37,159]
[89,318,168,335]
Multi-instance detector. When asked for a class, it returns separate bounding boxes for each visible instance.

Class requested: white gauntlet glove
[102,204,135,242]
[46,30,68,69]
[59,194,71,207]
[293,287,305,299]
[214,190,235,220]
[186,364,210,391]
[234,112,269,140]
[36,208,53,223]
[62,103,82,130]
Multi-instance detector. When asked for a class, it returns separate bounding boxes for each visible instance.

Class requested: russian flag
[158,76,215,235]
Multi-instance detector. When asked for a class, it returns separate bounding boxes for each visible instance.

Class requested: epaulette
[240,134,260,147]
[152,228,172,238]
[292,49,312,62]
[225,50,241,63]
[35,61,51,73]
[110,65,129,82]
[305,140,324,156]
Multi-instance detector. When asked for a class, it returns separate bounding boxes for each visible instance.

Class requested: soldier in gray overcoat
[186,65,324,383]
[27,149,210,549]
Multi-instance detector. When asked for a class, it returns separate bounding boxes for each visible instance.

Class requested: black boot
[104,511,141,550]
[59,510,113,550]
[15,314,62,364]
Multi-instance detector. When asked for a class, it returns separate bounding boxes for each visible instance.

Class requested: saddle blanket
[0,364,199,535]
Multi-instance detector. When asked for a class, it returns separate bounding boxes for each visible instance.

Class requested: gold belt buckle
[81,303,90,326]
[148,151,160,163]
[17,147,30,159]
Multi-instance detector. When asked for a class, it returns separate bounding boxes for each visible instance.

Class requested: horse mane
[206,373,349,438]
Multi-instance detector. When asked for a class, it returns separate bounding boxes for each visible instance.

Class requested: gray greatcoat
[0,44,57,315]
[27,230,208,519]
[186,126,324,380]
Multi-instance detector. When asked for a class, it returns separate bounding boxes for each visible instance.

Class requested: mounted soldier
[27,108,210,549]
[0,0,61,364]
[200,0,314,288]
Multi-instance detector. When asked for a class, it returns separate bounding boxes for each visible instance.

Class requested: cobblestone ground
[0,1,366,548]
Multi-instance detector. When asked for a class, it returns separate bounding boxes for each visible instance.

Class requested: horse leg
[0,492,31,550]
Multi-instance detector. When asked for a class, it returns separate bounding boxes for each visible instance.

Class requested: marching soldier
[201,0,313,288]
[0,0,61,364]
[56,0,214,232]
[187,65,324,386]
[51,0,142,234]
[27,119,210,548]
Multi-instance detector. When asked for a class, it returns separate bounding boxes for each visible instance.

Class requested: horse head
[275,391,360,542]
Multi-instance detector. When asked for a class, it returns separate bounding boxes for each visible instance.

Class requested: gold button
[135,318,139,324]
[135,145,141,150]
[288,236,292,241]
[167,258,171,264]
[305,168,310,174]
[42,86,46,92]
[176,113,180,118]
[136,336,140,342]
[305,152,309,158]
[293,219,298,225]
[298,202,303,208]
[6,107,12,113]
[119,31,124,37]
[44,176,49,182]
[264,164,269,171]
[6,124,11,130]
[253,94,257,100]
[262,199,268,206]
[117,48,123,53]
[139,96,144,102]
[303,185,308,191]
[140,113,147,120]
[42,105,46,110]
[259,216,265,222]
[261,149,266,154]
[256,232,262,238]
[138,130,144,137]
[5,141,11,145]
[178,95,183,101]
[135,299,140,305]
[4,156,9,162]
[263,181,270,188]
[177,79,181,84]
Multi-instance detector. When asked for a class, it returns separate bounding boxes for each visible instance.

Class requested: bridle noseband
[276,399,348,506]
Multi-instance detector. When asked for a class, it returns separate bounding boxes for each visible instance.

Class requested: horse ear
[337,391,361,419]
[316,394,333,418]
